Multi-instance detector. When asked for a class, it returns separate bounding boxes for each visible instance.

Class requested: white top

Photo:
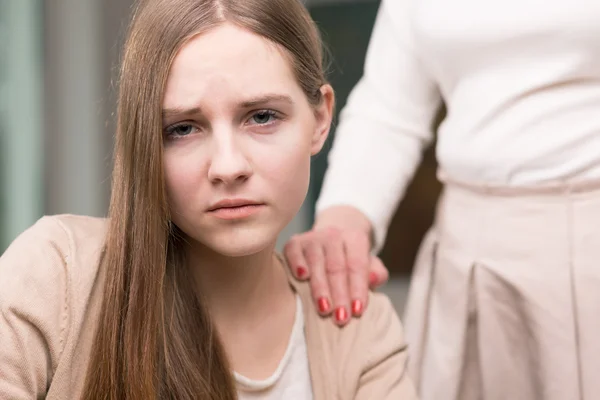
[235,295,313,400]
[316,0,600,249]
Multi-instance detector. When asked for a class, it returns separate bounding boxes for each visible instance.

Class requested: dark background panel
[309,1,443,277]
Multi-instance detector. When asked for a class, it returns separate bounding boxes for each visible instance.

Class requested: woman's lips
[207,204,265,220]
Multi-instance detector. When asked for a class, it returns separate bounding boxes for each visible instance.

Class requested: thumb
[368,256,389,289]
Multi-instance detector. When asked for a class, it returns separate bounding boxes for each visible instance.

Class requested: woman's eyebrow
[239,94,294,108]
[162,106,202,120]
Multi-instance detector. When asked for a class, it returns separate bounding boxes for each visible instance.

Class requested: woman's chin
[211,242,272,258]
[198,230,279,258]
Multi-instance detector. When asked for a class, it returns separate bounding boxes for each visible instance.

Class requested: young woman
[0,0,417,399]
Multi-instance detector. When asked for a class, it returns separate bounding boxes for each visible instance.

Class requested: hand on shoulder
[284,205,389,326]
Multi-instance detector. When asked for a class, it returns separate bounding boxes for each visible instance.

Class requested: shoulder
[0,215,108,396]
[280,253,406,356]
[297,284,414,399]
[0,214,108,331]
[362,291,404,337]
[1,214,108,284]
[295,279,405,349]
[296,280,407,363]
[2,213,107,250]
[1,214,107,280]
[355,292,406,363]
[0,214,108,317]
[47,214,108,248]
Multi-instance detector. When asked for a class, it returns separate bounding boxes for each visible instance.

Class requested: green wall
[0,1,44,252]
[308,1,380,224]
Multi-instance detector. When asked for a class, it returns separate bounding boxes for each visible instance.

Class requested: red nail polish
[351,300,363,316]
[297,266,308,279]
[335,307,348,323]
[318,297,331,314]
[369,272,378,286]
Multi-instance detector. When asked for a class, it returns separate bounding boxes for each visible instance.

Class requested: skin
[161,22,334,379]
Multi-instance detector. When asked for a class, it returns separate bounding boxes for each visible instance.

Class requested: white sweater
[316,0,600,249]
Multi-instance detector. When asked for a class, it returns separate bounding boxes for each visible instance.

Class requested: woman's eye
[250,110,278,125]
[165,123,197,138]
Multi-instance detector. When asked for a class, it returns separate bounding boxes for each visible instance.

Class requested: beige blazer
[0,215,417,399]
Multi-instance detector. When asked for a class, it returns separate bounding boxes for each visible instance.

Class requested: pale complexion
[162,22,334,379]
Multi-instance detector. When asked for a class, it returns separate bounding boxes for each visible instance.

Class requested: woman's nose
[207,134,253,185]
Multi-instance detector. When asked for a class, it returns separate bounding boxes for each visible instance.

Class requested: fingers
[283,237,310,280]
[323,229,351,326]
[368,256,389,289]
[282,226,376,326]
[304,241,332,317]
[345,231,371,318]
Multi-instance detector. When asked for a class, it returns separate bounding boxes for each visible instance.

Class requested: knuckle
[347,256,368,273]
[321,226,342,241]
[344,229,369,247]
[304,246,324,265]
[283,240,296,254]
[304,252,320,266]
[325,261,347,274]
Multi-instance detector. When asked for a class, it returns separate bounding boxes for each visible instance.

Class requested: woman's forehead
[163,22,302,111]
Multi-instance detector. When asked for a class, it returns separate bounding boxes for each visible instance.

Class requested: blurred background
[0,0,443,313]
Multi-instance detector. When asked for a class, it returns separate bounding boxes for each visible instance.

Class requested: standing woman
[284,0,600,399]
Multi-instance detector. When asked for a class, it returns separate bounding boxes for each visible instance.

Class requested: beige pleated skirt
[403,177,600,400]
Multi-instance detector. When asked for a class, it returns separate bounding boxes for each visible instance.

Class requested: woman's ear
[311,84,335,155]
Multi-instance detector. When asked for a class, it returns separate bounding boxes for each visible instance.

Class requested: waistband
[437,170,600,197]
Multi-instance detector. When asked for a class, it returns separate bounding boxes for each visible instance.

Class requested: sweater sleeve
[354,293,418,400]
[0,217,71,399]
[315,0,441,252]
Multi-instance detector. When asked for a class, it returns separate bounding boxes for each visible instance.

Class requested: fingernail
[369,272,378,286]
[351,300,363,316]
[297,266,308,279]
[318,297,331,314]
[335,307,348,323]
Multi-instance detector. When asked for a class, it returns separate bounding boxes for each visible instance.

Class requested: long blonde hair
[82,0,327,399]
